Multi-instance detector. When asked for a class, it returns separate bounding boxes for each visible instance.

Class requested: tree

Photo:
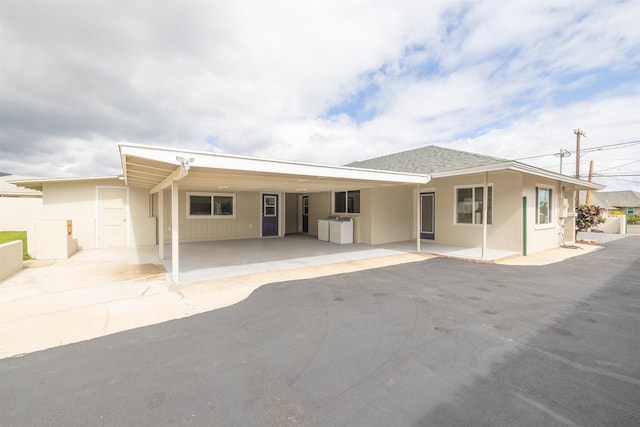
[575,204,606,238]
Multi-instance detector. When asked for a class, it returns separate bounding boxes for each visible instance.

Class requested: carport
[119,143,430,282]
[158,236,519,284]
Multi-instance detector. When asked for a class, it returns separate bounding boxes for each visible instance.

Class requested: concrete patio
[160,234,519,283]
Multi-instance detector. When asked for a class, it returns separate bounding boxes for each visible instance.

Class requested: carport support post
[171,181,179,283]
[158,189,164,260]
[481,172,488,260]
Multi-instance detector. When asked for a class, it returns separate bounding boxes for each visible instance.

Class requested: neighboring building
[13,143,602,281]
[0,173,43,231]
[581,190,640,215]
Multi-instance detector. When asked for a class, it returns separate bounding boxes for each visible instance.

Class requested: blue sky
[0,0,638,190]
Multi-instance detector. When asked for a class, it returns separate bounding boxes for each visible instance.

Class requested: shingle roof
[589,191,640,208]
[346,145,508,174]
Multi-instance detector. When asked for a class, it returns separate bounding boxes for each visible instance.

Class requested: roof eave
[430,161,605,190]
[119,143,431,188]
[11,176,121,191]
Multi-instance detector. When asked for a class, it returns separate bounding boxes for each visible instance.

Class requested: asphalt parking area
[1,237,639,426]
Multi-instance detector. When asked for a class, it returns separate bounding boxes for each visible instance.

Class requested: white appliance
[329,217,353,244]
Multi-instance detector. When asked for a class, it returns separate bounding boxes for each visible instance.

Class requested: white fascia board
[431,161,604,190]
[119,143,430,185]
[11,176,121,190]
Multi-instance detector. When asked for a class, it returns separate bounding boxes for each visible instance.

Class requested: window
[187,192,235,218]
[455,186,493,225]
[536,187,552,225]
[334,190,360,214]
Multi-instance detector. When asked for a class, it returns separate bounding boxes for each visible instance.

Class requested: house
[13,143,602,282]
[581,190,640,215]
[0,173,43,231]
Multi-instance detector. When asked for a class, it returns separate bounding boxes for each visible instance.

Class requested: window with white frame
[334,190,360,214]
[187,192,236,218]
[536,187,552,225]
[455,186,493,225]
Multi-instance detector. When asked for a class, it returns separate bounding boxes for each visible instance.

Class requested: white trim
[453,183,493,226]
[431,161,603,190]
[535,184,555,227]
[119,143,430,185]
[95,186,130,248]
[186,192,237,219]
[333,189,361,214]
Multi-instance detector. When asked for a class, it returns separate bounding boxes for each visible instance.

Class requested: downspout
[522,196,528,256]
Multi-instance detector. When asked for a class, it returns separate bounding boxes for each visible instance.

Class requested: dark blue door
[262,194,279,236]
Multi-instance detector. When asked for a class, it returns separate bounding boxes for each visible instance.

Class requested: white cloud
[0,1,638,191]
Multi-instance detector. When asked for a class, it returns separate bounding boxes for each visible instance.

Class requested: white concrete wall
[27,220,77,259]
[0,240,23,281]
[42,179,155,249]
[595,215,626,234]
[0,197,42,231]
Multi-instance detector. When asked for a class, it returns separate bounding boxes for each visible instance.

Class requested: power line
[514,139,640,161]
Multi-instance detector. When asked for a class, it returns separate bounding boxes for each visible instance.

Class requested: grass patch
[0,231,31,260]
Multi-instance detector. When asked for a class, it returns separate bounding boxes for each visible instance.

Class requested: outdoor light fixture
[176,156,195,173]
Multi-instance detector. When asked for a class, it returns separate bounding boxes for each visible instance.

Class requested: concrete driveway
[0,237,638,426]
[1,238,603,359]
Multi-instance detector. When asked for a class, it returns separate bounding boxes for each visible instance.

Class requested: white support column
[416,184,421,252]
[158,189,164,260]
[481,172,488,260]
[171,182,180,283]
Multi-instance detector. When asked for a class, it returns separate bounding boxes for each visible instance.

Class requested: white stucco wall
[0,197,42,231]
[41,179,155,250]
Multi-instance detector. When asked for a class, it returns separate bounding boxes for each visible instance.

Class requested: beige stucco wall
[0,197,42,231]
[522,175,570,254]
[351,171,571,254]
[159,189,261,242]
[418,172,520,252]
[307,192,331,237]
[0,240,23,281]
[360,186,414,245]
[284,193,298,234]
[41,179,154,250]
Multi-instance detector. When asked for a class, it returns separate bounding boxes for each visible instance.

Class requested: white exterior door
[98,187,127,248]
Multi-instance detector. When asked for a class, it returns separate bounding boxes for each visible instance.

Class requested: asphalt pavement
[1,237,638,426]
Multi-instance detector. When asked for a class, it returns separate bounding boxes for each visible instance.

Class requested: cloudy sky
[1,0,639,190]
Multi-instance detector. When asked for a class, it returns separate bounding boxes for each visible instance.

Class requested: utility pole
[574,129,586,207]
[585,160,594,205]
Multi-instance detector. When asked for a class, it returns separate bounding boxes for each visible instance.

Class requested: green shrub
[575,205,605,238]
[627,214,640,225]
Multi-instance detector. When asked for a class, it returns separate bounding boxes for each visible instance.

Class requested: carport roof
[119,143,431,194]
